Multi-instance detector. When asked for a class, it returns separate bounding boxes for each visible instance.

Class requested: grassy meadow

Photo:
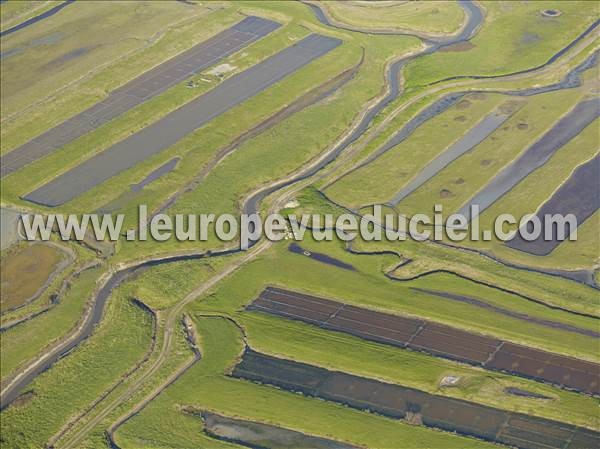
[1,1,598,448]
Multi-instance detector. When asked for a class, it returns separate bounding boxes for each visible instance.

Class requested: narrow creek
[4,0,597,410]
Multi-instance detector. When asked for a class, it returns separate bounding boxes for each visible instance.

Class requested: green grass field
[323,72,599,270]
[314,0,465,35]
[0,292,154,448]
[403,1,599,87]
[0,1,61,30]
[115,316,497,449]
[1,1,599,448]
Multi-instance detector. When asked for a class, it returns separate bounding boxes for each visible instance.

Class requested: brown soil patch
[454,178,465,185]
[0,243,66,311]
[439,189,454,198]
[10,390,35,408]
[517,123,529,130]
[456,99,471,109]
[234,350,600,448]
[246,288,600,395]
[480,159,493,166]
[454,115,467,122]
[498,100,522,114]
[405,411,423,425]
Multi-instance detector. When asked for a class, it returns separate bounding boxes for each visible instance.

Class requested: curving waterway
[3,0,597,409]
[0,0,484,410]
[0,0,75,39]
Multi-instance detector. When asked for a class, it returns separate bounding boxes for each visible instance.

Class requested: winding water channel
[2,0,598,410]
[0,0,75,39]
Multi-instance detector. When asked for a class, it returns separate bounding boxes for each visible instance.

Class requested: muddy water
[411,287,600,338]
[389,107,513,205]
[0,1,75,38]
[456,96,600,221]
[201,411,359,449]
[244,1,484,216]
[350,51,599,204]
[288,242,355,271]
[0,247,238,409]
[233,350,600,449]
[505,154,600,255]
[3,0,591,409]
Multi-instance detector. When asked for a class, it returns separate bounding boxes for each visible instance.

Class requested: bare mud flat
[24,33,342,207]
[456,98,600,220]
[506,154,599,255]
[1,16,280,178]
[233,350,600,449]
[288,243,355,271]
[200,411,359,449]
[247,287,600,395]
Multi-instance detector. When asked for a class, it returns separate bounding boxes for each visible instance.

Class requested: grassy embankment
[0,1,62,31]
[1,0,221,140]
[324,82,599,269]
[0,238,97,324]
[314,0,465,35]
[322,5,600,268]
[0,246,242,448]
[403,1,599,88]
[50,307,198,449]
[0,240,98,379]
[0,288,154,448]
[2,2,389,250]
[1,2,598,447]
[0,2,410,444]
[191,236,599,360]
[316,35,599,199]
[110,0,422,261]
[299,190,600,316]
[325,91,510,207]
[115,316,497,449]
[65,235,598,446]
[0,6,269,193]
